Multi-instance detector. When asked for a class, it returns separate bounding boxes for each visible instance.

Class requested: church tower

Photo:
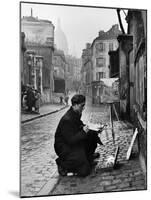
[54,18,69,55]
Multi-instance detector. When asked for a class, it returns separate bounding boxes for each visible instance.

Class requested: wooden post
[113,103,123,132]
[110,103,115,144]
[113,103,119,121]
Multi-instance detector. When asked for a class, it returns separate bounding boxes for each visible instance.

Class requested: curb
[21,106,67,124]
[36,170,60,196]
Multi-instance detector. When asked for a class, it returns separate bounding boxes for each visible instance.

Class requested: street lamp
[26,50,36,87]
[35,55,43,94]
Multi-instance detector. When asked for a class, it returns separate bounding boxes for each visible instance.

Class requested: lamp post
[35,56,43,94]
[26,50,36,88]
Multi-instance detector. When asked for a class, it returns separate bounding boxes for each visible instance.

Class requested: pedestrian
[64,95,69,106]
[21,82,26,109]
[54,94,103,177]
[26,86,35,112]
[60,96,63,104]
[34,90,41,114]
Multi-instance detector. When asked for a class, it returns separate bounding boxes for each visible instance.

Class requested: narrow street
[20,96,146,197]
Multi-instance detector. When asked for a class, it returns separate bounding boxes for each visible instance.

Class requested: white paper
[87,122,102,131]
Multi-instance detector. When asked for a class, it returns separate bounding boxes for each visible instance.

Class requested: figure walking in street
[26,86,35,112]
[54,94,103,177]
[59,95,63,105]
[34,90,41,114]
[64,95,69,106]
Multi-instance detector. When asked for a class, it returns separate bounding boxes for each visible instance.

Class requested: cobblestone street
[21,107,69,197]
[50,102,146,196]
[20,99,147,197]
[51,158,146,195]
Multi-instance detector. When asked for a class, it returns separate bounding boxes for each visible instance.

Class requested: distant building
[52,49,66,93]
[55,19,69,55]
[91,24,121,81]
[81,24,121,103]
[21,10,55,103]
[65,55,82,91]
[81,43,92,96]
[73,58,82,81]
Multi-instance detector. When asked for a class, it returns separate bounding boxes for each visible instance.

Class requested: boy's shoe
[67,172,78,176]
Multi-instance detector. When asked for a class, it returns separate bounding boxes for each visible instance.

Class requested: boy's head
[71,94,86,114]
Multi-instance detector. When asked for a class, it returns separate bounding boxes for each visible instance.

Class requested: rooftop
[91,24,121,47]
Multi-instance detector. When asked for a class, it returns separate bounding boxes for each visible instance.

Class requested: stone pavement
[48,103,147,196]
[21,107,69,197]
[21,103,67,123]
[21,101,147,197]
[50,120,147,196]
[50,157,146,195]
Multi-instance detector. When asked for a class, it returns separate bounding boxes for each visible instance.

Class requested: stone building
[21,32,26,84]
[21,11,55,103]
[91,25,121,80]
[109,10,147,179]
[126,10,147,177]
[81,43,92,96]
[52,49,66,94]
[81,24,121,103]
[65,55,82,92]
[55,19,69,55]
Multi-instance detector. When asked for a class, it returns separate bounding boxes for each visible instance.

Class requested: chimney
[98,30,105,37]
[86,43,91,49]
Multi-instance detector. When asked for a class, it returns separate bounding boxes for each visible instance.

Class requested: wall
[117,35,133,119]
[127,10,147,177]
[26,44,54,103]
[21,16,55,103]
[22,18,54,45]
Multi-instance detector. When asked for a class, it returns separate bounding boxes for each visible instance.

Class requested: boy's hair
[71,94,86,106]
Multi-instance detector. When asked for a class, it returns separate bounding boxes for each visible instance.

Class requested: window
[95,42,106,53]
[96,57,106,67]
[96,72,105,80]
[109,43,114,51]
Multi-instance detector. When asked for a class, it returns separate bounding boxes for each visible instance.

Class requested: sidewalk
[21,103,67,123]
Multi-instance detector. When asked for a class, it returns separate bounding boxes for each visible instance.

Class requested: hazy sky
[21,2,127,58]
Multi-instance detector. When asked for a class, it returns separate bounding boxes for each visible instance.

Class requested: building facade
[21,32,26,85]
[108,10,147,178]
[55,19,69,55]
[81,43,92,96]
[81,24,121,103]
[65,55,82,92]
[91,25,120,82]
[52,49,66,94]
[21,12,55,103]
[126,10,147,177]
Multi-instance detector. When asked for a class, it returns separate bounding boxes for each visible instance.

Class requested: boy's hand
[83,125,89,133]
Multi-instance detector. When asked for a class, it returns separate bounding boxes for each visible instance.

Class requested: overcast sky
[21,2,127,58]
